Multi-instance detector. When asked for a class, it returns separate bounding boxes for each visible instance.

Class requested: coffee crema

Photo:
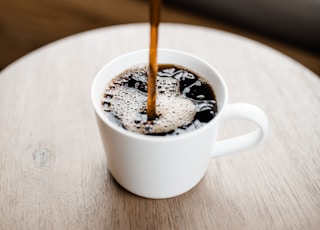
[102,64,218,136]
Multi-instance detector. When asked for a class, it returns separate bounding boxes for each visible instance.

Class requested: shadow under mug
[91,49,268,199]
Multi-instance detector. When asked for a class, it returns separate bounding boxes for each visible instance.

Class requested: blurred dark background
[1,0,319,75]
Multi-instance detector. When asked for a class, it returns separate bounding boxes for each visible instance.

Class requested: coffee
[102,64,218,136]
[147,0,162,120]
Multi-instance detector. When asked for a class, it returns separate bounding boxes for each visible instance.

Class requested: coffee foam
[104,74,196,135]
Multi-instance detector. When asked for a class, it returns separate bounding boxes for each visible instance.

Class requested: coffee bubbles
[102,64,218,136]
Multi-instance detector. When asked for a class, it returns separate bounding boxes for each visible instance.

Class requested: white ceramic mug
[91,49,268,199]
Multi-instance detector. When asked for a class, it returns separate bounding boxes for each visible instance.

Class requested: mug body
[91,49,228,198]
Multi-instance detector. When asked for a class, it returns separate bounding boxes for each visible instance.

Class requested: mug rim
[91,48,228,142]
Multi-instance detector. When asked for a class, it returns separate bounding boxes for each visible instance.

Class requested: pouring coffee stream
[101,0,218,136]
[147,0,162,121]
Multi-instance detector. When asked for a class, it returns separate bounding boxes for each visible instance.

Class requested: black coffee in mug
[101,64,218,136]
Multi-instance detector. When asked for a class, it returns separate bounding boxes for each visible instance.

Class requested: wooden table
[1,23,319,229]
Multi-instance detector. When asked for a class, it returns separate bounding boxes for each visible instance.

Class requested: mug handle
[212,103,268,158]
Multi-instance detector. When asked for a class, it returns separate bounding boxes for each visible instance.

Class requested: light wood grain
[0,23,319,230]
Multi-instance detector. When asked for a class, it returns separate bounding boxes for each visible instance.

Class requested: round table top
[1,23,319,229]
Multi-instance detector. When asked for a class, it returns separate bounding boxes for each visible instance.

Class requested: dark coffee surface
[102,64,217,136]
